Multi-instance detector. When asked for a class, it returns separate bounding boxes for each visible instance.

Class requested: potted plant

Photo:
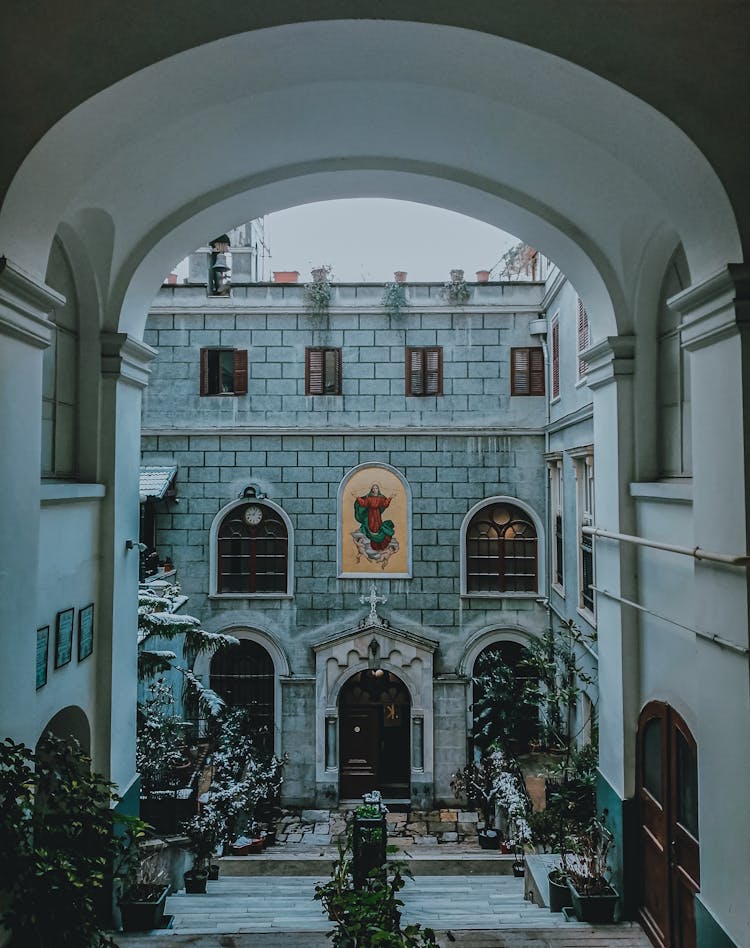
[119,853,170,932]
[183,804,222,894]
[304,264,333,317]
[451,747,532,852]
[547,865,574,913]
[565,816,618,923]
[442,271,471,305]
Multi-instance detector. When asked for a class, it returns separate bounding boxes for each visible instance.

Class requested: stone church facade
[140,269,587,808]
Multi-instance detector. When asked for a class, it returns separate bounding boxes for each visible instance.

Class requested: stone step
[113,875,651,947]
[116,933,649,948]
[218,850,518,876]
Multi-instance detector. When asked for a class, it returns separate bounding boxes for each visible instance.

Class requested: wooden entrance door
[637,702,700,948]
[338,670,411,800]
[339,706,380,799]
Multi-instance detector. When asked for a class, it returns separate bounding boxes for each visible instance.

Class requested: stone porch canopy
[312,615,438,806]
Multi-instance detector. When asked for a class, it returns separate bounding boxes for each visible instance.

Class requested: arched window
[217,502,288,594]
[210,640,275,750]
[466,502,538,593]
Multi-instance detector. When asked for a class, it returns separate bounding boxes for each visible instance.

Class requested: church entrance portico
[313,587,437,808]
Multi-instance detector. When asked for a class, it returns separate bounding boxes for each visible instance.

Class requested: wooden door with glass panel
[637,702,700,948]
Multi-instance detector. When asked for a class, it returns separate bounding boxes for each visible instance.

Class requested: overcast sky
[262,199,519,282]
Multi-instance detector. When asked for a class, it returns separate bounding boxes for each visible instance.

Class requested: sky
[262,199,520,283]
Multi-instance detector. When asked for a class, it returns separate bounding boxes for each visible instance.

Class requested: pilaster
[669,265,750,947]
[94,332,155,788]
[0,258,63,747]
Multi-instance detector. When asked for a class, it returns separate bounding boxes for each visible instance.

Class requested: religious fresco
[338,464,411,577]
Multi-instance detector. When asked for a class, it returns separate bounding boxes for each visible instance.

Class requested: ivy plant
[382,281,408,318]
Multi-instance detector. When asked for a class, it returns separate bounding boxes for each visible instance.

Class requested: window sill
[550,395,561,406]
[40,482,106,504]
[576,606,597,630]
[629,480,693,504]
[209,593,293,601]
[551,582,565,598]
[461,592,542,601]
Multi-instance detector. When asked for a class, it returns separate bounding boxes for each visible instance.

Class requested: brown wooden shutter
[233,349,248,395]
[200,348,209,396]
[511,347,530,395]
[406,347,423,395]
[425,347,442,395]
[530,347,545,395]
[306,348,325,395]
[577,298,589,377]
[552,321,560,398]
[333,348,342,394]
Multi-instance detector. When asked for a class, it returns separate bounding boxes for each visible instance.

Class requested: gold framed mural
[338,464,411,578]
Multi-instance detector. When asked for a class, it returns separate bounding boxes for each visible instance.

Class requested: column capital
[0,256,63,349]
[582,335,635,390]
[669,264,750,352]
[100,332,157,389]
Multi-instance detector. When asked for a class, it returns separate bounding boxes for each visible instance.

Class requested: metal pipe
[583,526,750,566]
[593,585,750,656]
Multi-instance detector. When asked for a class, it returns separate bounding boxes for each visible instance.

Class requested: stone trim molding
[193,624,289,758]
[457,624,538,678]
[0,256,63,349]
[459,495,547,597]
[208,496,294,597]
[670,264,750,352]
[142,425,545,438]
[100,332,156,388]
[581,335,636,390]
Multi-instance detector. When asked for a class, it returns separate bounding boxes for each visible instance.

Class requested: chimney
[273,270,300,284]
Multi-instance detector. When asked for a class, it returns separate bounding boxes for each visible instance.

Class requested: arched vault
[0,21,740,342]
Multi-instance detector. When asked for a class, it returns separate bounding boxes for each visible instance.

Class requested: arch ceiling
[0,20,741,340]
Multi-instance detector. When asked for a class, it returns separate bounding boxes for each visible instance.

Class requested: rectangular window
[577,297,590,379]
[548,458,564,590]
[551,317,560,399]
[406,346,443,396]
[200,348,248,396]
[571,449,595,618]
[511,347,545,395]
[305,347,342,395]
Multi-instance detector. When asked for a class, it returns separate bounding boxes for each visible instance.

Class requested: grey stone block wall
[141,282,558,803]
[142,429,549,677]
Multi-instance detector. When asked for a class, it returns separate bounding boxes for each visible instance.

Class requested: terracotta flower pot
[475,269,491,282]
[394,271,407,282]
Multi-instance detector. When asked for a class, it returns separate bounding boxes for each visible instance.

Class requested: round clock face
[243,505,263,526]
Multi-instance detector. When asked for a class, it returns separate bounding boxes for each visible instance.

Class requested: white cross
[360,583,387,623]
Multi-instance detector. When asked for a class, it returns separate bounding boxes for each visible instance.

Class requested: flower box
[568,881,618,923]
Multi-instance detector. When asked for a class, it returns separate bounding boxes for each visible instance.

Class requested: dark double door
[339,671,410,800]
[637,702,700,948]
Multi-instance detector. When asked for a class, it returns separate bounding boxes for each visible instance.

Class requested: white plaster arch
[460,495,547,598]
[0,20,740,344]
[338,461,412,578]
[208,497,294,598]
[193,624,289,758]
